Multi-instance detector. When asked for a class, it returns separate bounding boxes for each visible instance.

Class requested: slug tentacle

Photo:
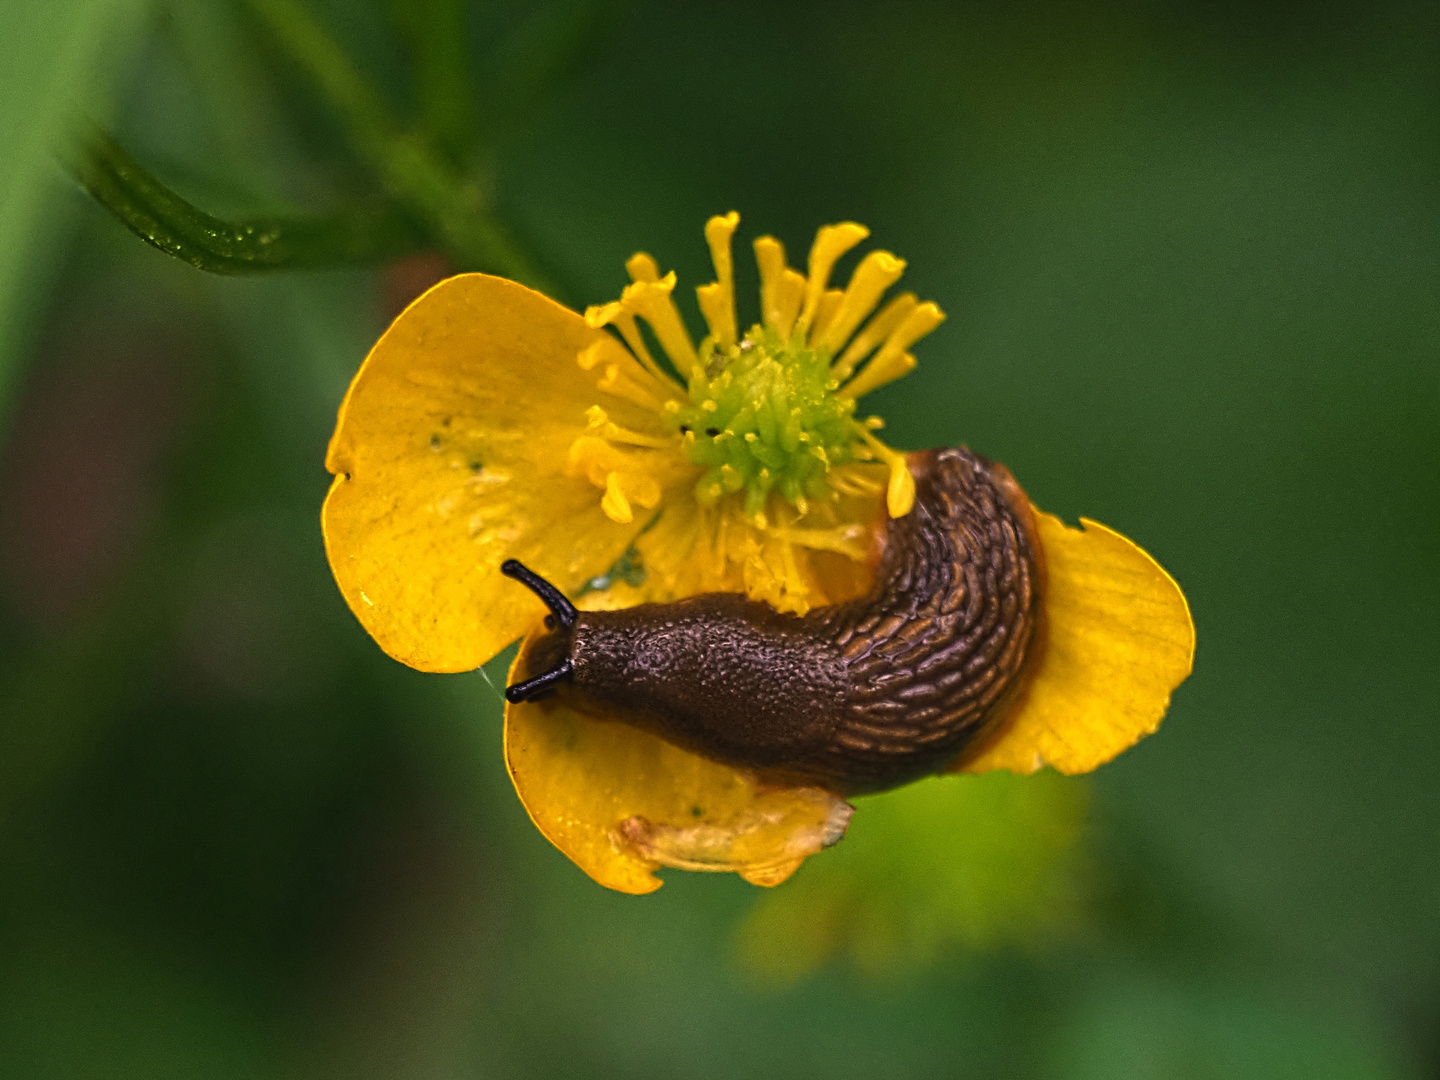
[501,559,579,701]
[504,658,575,703]
[505,447,1041,795]
[501,559,578,627]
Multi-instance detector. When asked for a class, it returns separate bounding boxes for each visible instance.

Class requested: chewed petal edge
[504,631,854,893]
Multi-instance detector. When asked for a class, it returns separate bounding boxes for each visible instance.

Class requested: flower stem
[470,0,615,156]
[237,0,556,293]
[385,0,475,165]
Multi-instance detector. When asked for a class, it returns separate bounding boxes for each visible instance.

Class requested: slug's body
[506,447,1041,795]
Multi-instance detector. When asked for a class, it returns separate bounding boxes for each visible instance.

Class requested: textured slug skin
[531,448,1041,795]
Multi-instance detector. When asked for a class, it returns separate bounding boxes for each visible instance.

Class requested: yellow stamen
[575,337,613,371]
[567,435,623,485]
[817,251,907,354]
[808,289,845,344]
[598,363,668,412]
[570,438,667,524]
[696,284,727,350]
[831,292,918,381]
[839,351,916,400]
[584,404,673,448]
[602,472,633,523]
[582,301,624,339]
[796,222,869,337]
[622,274,701,380]
[698,212,740,349]
[617,325,681,392]
[626,252,661,283]
[827,467,884,497]
[574,218,935,566]
[779,533,801,594]
[840,301,945,399]
[754,236,807,339]
[606,427,674,449]
[582,306,681,391]
[770,522,870,559]
[856,426,916,518]
[776,272,807,339]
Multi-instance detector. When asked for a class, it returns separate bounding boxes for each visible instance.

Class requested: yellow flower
[322,214,1194,894]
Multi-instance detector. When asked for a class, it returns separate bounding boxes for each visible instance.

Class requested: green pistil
[667,326,857,520]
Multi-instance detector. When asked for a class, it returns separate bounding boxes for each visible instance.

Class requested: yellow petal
[323,274,659,672]
[959,511,1194,775]
[504,634,854,894]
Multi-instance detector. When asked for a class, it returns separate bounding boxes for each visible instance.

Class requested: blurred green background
[1,1,1436,1077]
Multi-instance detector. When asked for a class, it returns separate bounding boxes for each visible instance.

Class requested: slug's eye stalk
[504,658,574,704]
[501,559,577,628]
[500,560,578,704]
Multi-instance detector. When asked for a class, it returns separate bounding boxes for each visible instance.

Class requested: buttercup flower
[323,214,1194,894]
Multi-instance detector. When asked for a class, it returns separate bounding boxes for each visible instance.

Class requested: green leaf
[67,127,425,273]
[736,771,1092,982]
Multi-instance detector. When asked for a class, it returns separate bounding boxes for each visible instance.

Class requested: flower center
[666,326,857,521]
[578,214,944,541]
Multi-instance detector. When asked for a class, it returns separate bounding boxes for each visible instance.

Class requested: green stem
[473,0,616,157]
[238,0,555,294]
[387,0,475,164]
[65,127,424,273]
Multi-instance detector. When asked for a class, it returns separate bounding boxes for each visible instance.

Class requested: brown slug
[503,446,1041,795]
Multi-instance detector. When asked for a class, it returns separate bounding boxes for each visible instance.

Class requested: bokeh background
[2,1,1437,1077]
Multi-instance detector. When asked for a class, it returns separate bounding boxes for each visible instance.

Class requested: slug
[503,447,1041,795]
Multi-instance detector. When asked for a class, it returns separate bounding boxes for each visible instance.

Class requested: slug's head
[500,560,578,703]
